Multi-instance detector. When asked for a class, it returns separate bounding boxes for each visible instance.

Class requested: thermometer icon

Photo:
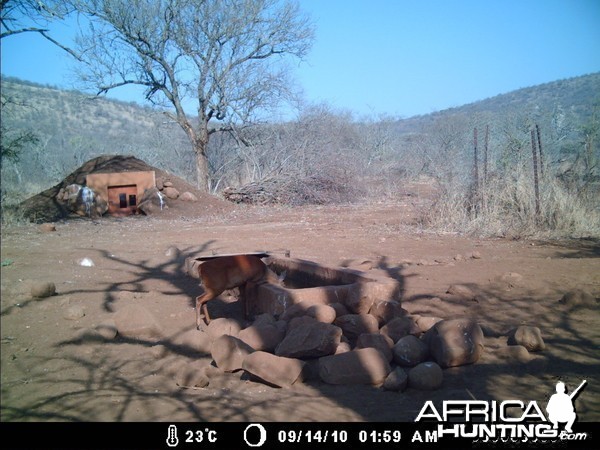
[166,424,179,447]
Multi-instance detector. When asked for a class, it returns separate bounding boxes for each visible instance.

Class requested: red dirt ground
[1,185,598,423]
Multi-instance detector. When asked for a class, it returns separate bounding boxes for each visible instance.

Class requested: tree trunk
[190,120,210,193]
[195,148,210,193]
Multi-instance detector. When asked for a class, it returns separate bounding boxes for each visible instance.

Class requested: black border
[0,422,595,450]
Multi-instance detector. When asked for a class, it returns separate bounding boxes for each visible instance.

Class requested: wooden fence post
[530,128,541,218]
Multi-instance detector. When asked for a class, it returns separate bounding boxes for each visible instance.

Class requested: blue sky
[1,0,599,119]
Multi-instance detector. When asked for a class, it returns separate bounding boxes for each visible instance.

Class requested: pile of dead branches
[223,172,358,206]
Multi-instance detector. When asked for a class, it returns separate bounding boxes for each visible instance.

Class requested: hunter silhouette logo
[546,380,587,433]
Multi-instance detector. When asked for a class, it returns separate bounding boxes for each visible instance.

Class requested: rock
[334,314,379,344]
[76,257,94,267]
[335,341,352,354]
[280,302,311,322]
[63,183,81,200]
[319,348,391,385]
[446,284,475,299]
[39,223,56,232]
[173,329,212,356]
[163,181,173,187]
[238,323,285,352]
[287,315,315,331]
[355,260,374,270]
[380,316,420,343]
[243,351,305,388]
[355,333,394,362]
[174,360,212,389]
[470,251,482,259]
[344,283,378,314]
[80,320,122,342]
[60,184,107,217]
[94,320,118,340]
[64,305,85,320]
[369,300,405,326]
[137,199,160,215]
[275,319,342,358]
[306,304,337,324]
[31,281,56,298]
[113,304,163,340]
[416,316,443,333]
[252,313,278,327]
[138,187,167,215]
[425,318,484,368]
[329,302,350,318]
[150,344,167,359]
[180,191,198,202]
[300,359,321,382]
[211,335,255,372]
[495,345,532,363]
[164,246,182,258]
[408,362,443,390]
[559,289,596,308]
[206,318,242,341]
[56,187,67,201]
[499,272,524,287]
[203,364,224,379]
[274,320,288,335]
[480,323,503,338]
[507,326,545,352]
[392,335,429,367]
[164,186,180,199]
[383,367,408,392]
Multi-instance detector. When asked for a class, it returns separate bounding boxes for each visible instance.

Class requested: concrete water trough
[184,253,402,318]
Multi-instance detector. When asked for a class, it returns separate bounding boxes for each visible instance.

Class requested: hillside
[394,72,600,134]
[2,73,599,207]
[1,77,194,195]
[464,73,599,117]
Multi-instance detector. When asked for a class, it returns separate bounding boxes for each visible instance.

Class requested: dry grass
[0,183,44,227]
[419,170,600,238]
[0,203,30,227]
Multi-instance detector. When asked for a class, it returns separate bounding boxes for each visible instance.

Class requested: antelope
[195,255,285,328]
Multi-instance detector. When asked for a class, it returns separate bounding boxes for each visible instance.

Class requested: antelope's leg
[196,294,212,328]
[202,303,211,325]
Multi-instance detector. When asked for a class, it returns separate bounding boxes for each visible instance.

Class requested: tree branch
[39,30,83,61]
[96,79,152,95]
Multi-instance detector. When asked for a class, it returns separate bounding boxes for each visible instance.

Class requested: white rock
[78,258,95,267]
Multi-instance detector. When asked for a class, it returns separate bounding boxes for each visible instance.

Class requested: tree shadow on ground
[396,279,599,421]
[537,237,600,259]
[1,250,598,422]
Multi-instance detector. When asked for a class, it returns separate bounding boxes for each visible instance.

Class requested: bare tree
[72,0,314,191]
[1,0,80,166]
[418,114,470,188]
[0,0,80,58]
[0,92,39,165]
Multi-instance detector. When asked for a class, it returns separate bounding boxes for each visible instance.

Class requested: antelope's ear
[278,271,287,283]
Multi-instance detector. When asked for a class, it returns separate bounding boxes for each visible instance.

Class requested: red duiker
[195,255,285,328]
